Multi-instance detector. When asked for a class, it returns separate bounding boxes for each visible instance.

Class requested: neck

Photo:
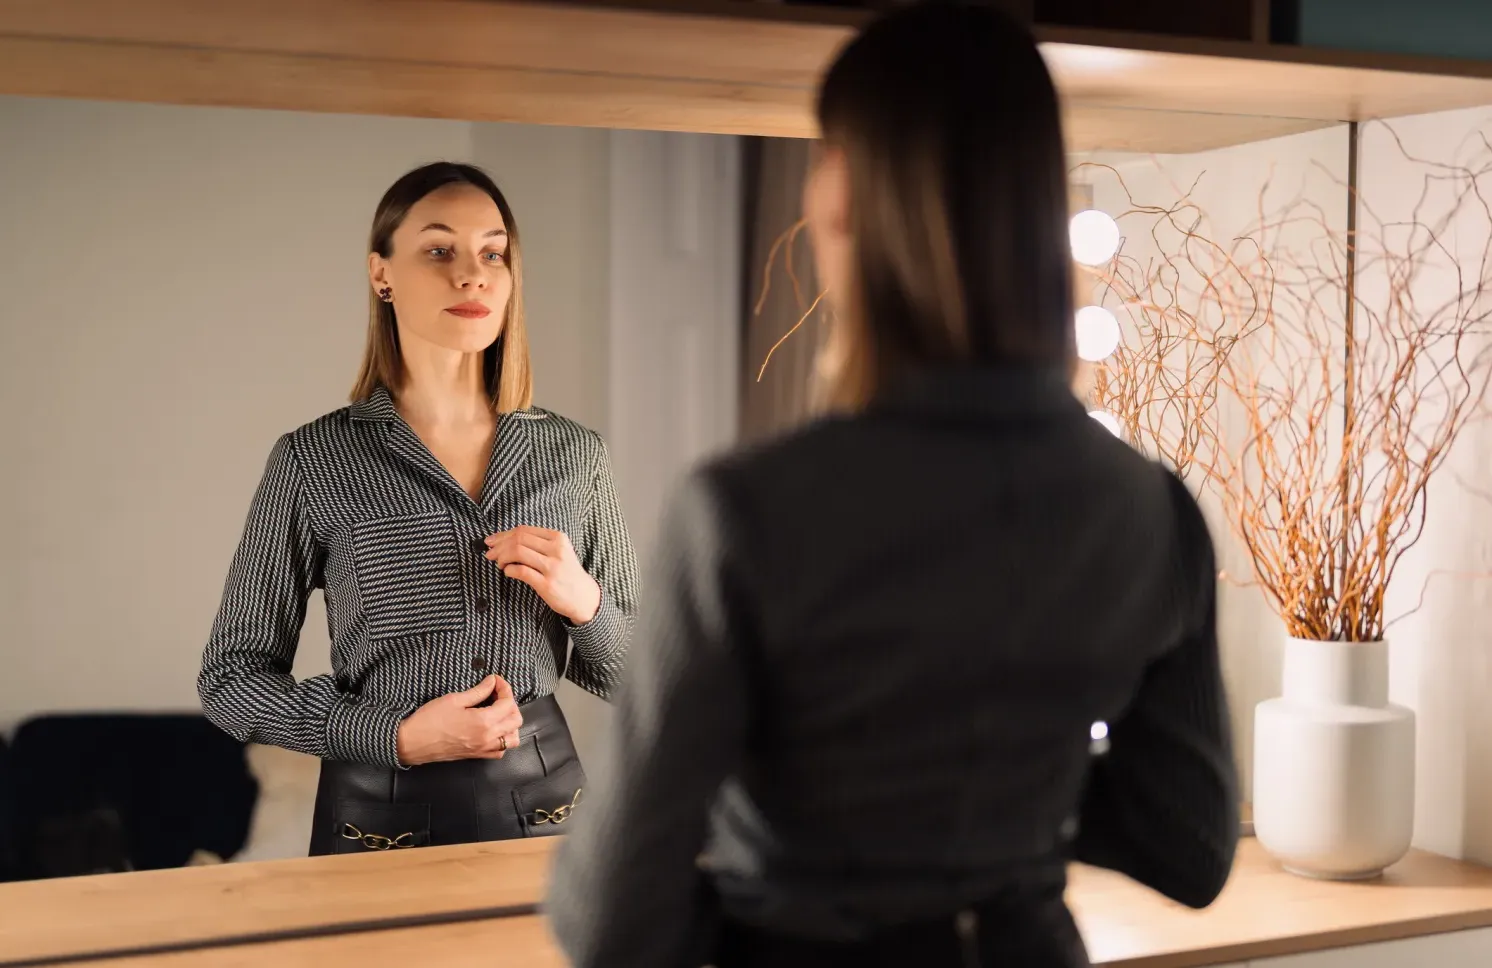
[394,341,493,428]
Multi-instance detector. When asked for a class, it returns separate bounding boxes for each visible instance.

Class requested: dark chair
[8,713,259,880]
[0,733,15,881]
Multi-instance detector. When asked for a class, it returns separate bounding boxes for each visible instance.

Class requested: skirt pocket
[328,798,432,854]
[511,755,587,838]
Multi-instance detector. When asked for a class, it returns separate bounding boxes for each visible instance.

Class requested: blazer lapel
[383,417,474,508]
[481,411,533,515]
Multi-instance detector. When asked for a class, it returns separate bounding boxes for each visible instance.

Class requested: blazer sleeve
[546,468,750,968]
[563,436,641,701]
[1070,470,1240,908]
[197,433,415,767]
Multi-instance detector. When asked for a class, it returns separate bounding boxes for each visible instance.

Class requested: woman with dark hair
[198,162,637,855]
[546,3,1237,966]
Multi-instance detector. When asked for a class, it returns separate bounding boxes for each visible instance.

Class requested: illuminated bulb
[1089,720,1111,756]
[1074,305,1120,362]
[1088,410,1121,437]
[1069,209,1120,266]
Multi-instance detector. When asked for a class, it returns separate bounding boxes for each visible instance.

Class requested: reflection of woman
[547,4,1237,967]
[199,161,637,855]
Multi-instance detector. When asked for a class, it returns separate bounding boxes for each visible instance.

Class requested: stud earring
[377,287,393,302]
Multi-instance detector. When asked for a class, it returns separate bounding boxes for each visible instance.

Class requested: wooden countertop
[1069,839,1492,966]
[0,839,553,966]
[7,838,1492,968]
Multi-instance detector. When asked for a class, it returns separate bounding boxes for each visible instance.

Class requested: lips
[444,302,491,319]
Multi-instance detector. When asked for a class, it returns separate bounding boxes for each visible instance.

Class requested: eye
[427,246,450,259]
[483,251,507,264]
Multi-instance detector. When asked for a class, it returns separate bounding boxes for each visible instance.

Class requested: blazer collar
[348,385,537,513]
[349,385,400,422]
[870,364,1086,422]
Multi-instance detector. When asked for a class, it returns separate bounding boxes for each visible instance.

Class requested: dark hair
[350,161,532,412]
[815,0,1074,409]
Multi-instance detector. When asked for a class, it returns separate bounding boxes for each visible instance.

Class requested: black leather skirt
[307,694,586,855]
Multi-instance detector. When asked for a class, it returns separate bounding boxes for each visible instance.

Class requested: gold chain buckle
[339,822,416,850]
[533,788,583,826]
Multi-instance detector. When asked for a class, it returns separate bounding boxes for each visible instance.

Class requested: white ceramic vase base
[1253,638,1416,881]
[1282,865,1386,882]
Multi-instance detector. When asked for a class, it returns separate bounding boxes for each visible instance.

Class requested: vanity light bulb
[1089,720,1111,756]
[1074,305,1120,362]
[1069,209,1120,266]
[1088,410,1122,437]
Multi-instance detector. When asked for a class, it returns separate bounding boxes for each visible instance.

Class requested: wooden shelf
[3,0,1492,152]
[10,837,1492,968]
[0,839,552,967]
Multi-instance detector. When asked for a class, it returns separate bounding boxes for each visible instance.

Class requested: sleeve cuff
[325,700,414,768]
[566,586,629,662]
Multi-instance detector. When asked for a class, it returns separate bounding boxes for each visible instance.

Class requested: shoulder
[666,416,853,551]
[1158,465,1218,591]
[681,413,863,517]
[517,406,605,454]
[273,402,377,462]
[516,407,604,448]
[513,408,619,483]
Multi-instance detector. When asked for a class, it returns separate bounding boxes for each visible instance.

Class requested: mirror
[0,94,752,878]
[0,91,1350,882]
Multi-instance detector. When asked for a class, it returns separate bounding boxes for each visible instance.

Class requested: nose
[451,251,487,291]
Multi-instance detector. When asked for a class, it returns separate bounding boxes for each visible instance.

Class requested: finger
[511,525,562,542]
[515,530,562,554]
[492,675,515,703]
[501,562,548,592]
[452,675,498,707]
[477,699,524,731]
[509,528,572,561]
[472,724,520,758]
[487,540,555,575]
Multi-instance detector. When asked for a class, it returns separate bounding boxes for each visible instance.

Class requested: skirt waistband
[308,693,586,854]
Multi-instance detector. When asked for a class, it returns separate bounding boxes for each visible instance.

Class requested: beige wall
[0,97,619,740]
[1359,107,1492,866]
[1081,123,1354,804]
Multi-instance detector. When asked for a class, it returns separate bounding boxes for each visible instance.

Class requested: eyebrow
[418,222,508,240]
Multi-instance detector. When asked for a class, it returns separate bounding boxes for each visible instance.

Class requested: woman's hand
[485,526,602,625]
[395,675,523,767]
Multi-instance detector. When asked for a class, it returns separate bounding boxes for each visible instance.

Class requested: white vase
[1253,637,1416,880]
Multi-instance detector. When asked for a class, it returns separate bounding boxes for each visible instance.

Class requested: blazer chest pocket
[351,511,466,642]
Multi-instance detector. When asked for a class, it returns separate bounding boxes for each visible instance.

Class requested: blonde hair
[349,162,533,412]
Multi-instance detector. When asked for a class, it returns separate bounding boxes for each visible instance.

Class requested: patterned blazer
[198,386,639,768]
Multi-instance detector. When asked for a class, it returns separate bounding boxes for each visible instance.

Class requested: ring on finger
[498,735,508,752]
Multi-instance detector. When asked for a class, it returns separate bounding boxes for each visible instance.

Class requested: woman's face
[368,183,513,356]
[802,142,852,312]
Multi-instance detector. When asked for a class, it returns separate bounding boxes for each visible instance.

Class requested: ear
[368,250,390,293]
[804,144,851,240]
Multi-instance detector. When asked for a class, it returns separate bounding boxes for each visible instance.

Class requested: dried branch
[1083,123,1492,641]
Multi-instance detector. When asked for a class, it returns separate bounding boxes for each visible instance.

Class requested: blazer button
[471,656,488,671]
[474,596,491,614]
[471,538,488,555]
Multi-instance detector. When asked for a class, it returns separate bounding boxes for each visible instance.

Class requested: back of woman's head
[813,0,1074,407]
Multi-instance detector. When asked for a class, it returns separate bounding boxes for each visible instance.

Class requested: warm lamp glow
[1088,410,1121,436]
[1089,720,1111,756]
[1069,209,1120,266]
[1074,305,1120,362]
